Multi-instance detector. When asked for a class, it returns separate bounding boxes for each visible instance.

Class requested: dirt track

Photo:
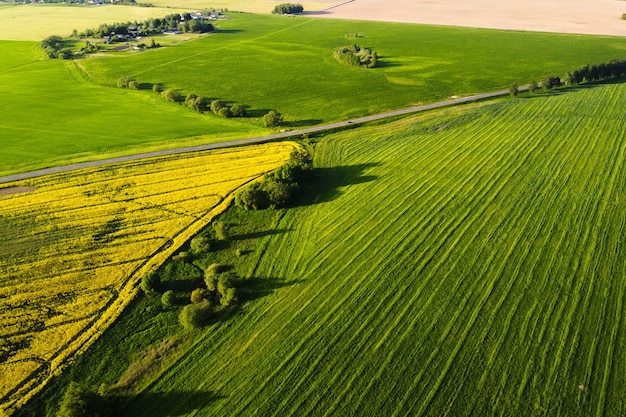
[311,0,626,36]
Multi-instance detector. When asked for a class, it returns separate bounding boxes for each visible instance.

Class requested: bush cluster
[272,3,303,14]
[235,149,313,210]
[41,35,72,59]
[334,44,378,68]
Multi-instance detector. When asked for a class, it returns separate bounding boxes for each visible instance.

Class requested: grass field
[0,40,265,176]
[2,10,626,175]
[79,13,626,123]
[0,141,297,415]
[18,81,626,416]
[0,4,197,41]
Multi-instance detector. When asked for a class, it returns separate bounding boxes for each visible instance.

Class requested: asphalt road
[0,87,521,185]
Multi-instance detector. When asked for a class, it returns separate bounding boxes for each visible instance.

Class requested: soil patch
[0,186,38,197]
[311,0,626,36]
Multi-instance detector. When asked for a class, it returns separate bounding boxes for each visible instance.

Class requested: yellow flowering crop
[0,142,299,415]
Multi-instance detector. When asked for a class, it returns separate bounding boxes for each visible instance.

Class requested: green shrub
[127,80,139,90]
[141,272,160,296]
[218,107,233,118]
[190,235,211,254]
[210,100,227,114]
[214,221,230,241]
[334,45,378,68]
[190,288,209,304]
[161,290,176,308]
[263,110,282,127]
[179,300,212,329]
[162,88,182,102]
[117,77,134,88]
[230,104,246,117]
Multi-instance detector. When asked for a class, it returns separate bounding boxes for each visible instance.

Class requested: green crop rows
[24,82,625,417]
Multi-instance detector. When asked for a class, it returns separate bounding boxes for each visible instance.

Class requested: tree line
[272,3,304,14]
[565,59,626,85]
[78,12,215,39]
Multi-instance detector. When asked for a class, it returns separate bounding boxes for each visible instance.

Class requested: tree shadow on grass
[294,163,381,207]
[283,119,324,128]
[521,78,626,99]
[236,277,304,303]
[231,228,292,241]
[119,390,224,417]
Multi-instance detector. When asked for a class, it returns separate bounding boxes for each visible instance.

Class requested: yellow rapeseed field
[0,142,298,415]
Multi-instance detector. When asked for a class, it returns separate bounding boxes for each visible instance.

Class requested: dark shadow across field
[295,163,380,207]
[120,390,223,416]
[520,78,626,100]
[231,228,292,241]
[236,277,303,302]
[284,119,323,128]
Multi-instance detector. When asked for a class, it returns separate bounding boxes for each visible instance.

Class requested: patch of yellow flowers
[0,142,299,415]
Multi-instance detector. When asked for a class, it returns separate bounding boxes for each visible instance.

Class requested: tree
[141,272,160,296]
[185,93,198,108]
[161,88,182,102]
[190,288,209,304]
[235,183,268,210]
[192,96,209,112]
[230,104,246,117]
[190,235,211,254]
[161,290,176,308]
[204,263,222,291]
[509,82,518,97]
[214,221,230,240]
[179,300,212,329]
[127,80,139,90]
[210,99,227,114]
[263,110,282,127]
[218,107,233,118]
[529,80,539,93]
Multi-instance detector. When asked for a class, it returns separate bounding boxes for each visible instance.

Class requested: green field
[0,40,264,176]
[80,13,626,124]
[2,9,626,175]
[19,81,626,416]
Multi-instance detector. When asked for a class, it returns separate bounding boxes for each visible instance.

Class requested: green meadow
[2,10,626,175]
[0,40,264,176]
[80,13,626,124]
[20,81,626,417]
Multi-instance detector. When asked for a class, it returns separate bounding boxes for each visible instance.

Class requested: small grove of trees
[41,35,73,59]
[263,110,282,127]
[272,3,303,14]
[334,45,378,68]
[57,382,115,417]
[179,264,239,329]
[235,149,313,210]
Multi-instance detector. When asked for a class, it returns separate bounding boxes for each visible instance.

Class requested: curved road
[0,87,524,184]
